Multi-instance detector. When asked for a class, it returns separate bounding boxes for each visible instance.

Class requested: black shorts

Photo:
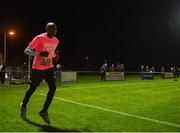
[30,68,55,86]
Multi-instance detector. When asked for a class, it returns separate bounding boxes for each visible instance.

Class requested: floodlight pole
[4,33,7,64]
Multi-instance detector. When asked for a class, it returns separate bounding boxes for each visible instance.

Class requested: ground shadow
[25,119,81,132]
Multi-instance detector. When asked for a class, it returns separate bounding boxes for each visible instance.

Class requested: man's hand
[39,51,49,57]
[52,55,60,65]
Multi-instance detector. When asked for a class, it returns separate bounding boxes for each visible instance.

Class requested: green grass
[0,74,180,132]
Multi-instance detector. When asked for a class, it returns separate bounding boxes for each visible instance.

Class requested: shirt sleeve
[29,36,41,49]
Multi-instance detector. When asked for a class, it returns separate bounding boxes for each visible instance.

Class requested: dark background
[1,0,180,71]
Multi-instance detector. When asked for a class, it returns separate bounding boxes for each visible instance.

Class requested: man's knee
[50,85,56,92]
[47,80,56,90]
[29,83,39,91]
[48,84,56,95]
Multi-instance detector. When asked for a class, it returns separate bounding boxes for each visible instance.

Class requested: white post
[28,56,31,81]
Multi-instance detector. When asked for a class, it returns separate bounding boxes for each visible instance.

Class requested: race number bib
[39,57,51,66]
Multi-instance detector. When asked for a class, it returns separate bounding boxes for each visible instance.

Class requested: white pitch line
[37,92,180,129]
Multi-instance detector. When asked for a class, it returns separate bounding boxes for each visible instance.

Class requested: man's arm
[24,46,49,57]
[24,46,39,56]
[52,50,60,65]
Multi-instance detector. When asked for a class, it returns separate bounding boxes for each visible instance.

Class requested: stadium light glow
[9,31,15,35]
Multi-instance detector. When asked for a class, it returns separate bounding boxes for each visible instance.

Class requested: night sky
[1,0,180,71]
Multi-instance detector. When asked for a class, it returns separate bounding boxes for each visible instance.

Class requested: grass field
[0,74,180,132]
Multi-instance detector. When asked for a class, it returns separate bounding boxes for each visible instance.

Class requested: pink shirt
[29,33,59,70]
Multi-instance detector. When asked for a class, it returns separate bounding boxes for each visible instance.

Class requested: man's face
[46,23,57,38]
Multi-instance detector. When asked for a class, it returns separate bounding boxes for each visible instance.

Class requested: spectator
[140,65,145,78]
[104,60,108,69]
[22,62,28,80]
[100,64,107,81]
[176,67,180,78]
[116,62,121,72]
[140,65,145,72]
[109,64,116,72]
[120,64,125,72]
[171,67,178,80]
[145,66,149,72]
[161,66,165,79]
[150,67,155,72]
[54,64,62,82]
[0,63,6,84]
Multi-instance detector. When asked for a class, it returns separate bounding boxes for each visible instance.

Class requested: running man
[20,22,60,125]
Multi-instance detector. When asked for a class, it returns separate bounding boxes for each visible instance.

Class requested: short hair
[46,22,57,30]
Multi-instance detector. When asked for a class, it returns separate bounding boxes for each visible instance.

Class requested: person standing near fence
[0,63,6,84]
[54,64,62,84]
[176,67,180,78]
[100,63,107,81]
[110,64,116,72]
[20,22,60,125]
[161,66,165,79]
